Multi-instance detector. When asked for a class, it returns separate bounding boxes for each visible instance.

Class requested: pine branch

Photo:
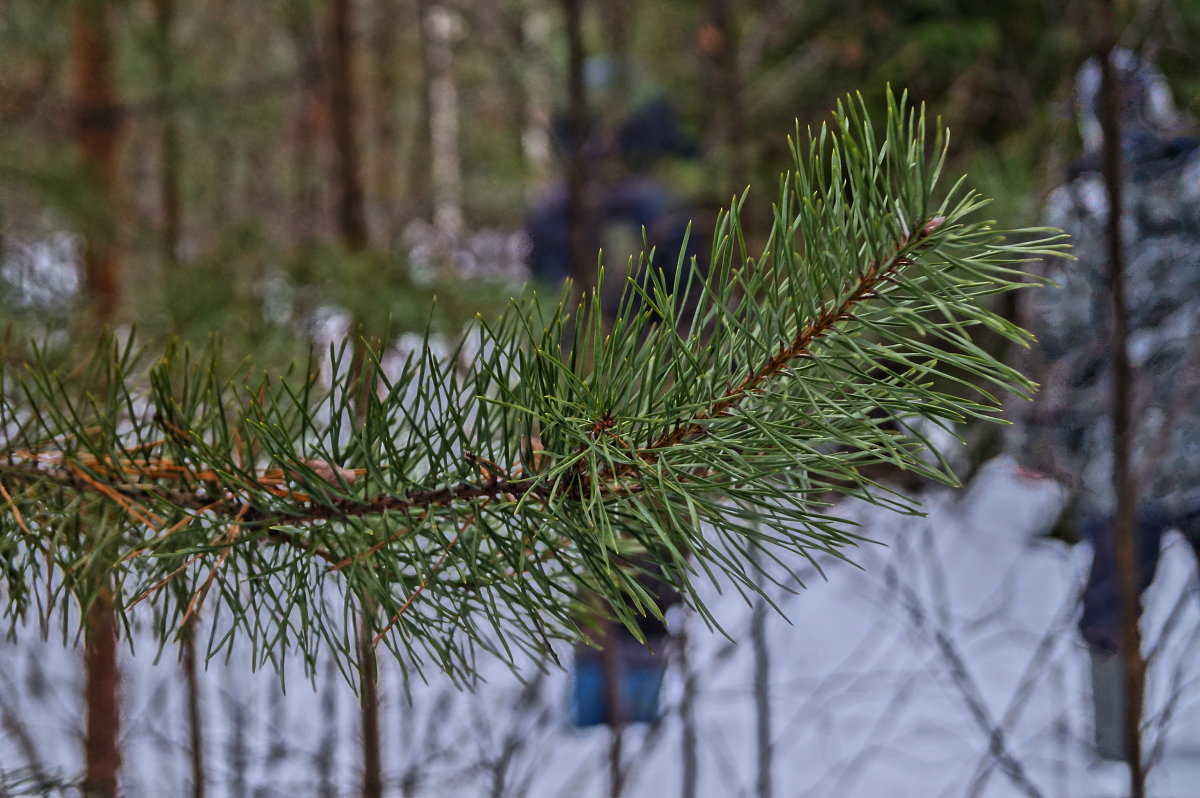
[641,215,946,459]
[0,91,1068,679]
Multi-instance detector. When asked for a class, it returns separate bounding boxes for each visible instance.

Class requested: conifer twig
[0,91,1068,677]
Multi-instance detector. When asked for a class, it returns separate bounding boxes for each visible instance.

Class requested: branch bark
[83,587,120,798]
[329,0,369,254]
[182,621,206,798]
[562,0,595,300]
[70,0,123,326]
[1095,31,1146,798]
[154,0,182,269]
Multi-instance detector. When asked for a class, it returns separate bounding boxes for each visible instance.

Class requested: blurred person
[525,82,702,727]
[1018,49,1200,760]
[571,562,680,727]
[526,90,705,312]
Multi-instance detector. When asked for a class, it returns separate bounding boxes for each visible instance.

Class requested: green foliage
[0,93,1066,682]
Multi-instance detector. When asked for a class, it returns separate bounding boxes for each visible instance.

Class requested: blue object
[571,639,668,727]
[1078,502,1200,655]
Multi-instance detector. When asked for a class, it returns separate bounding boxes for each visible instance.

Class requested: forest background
[3,1,1200,797]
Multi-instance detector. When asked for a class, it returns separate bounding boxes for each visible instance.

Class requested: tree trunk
[1095,26,1145,798]
[154,0,182,269]
[326,6,383,795]
[408,0,434,223]
[750,574,773,798]
[71,5,124,794]
[519,5,553,197]
[182,623,206,798]
[562,0,594,299]
[316,658,340,798]
[678,616,698,798]
[702,0,748,200]
[70,0,123,326]
[424,1,462,233]
[601,0,631,113]
[83,587,120,798]
[601,619,625,798]
[358,613,383,798]
[371,0,401,244]
[286,0,327,245]
[328,0,369,254]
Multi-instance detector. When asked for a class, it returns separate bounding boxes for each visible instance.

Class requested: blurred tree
[561,0,594,298]
[70,0,123,328]
[68,3,125,797]
[324,0,385,791]
[424,1,463,234]
[152,0,182,270]
[370,0,402,245]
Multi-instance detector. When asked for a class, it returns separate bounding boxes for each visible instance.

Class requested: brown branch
[0,480,33,540]
[1,219,947,588]
[641,217,945,460]
[1096,33,1146,797]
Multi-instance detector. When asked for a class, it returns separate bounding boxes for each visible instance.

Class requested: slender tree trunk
[602,0,631,110]
[154,0,182,269]
[424,1,462,233]
[226,669,247,798]
[358,615,383,798]
[371,0,401,244]
[1095,26,1146,798]
[519,5,553,198]
[182,623,206,798]
[329,0,369,253]
[562,0,594,299]
[327,7,383,794]
[750,573,772,798]
[317,657,339,798]
[601,619,625,798]
[70,0,123,326]
[678,616,698,798]
[409,0,434,223]
[71,5,124,794]
[83,587,120,798]
[287,0,326,245]
[703,0,748,200]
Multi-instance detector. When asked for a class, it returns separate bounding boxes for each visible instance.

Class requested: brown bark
[1095,28,1146,798]
[750,563,772,798]
[72,5,124,794]
[600,620,625,798]
[424,1,462,233]
[326,5,382,794]
[328,0,370,254]
[182,625,206,798]
[602,0,631,109]
[70,0,123,325]
[678,618,698,798]
[562,0,594,299]
[409,0,434,223]
[286,0,327,244]
[154,0,182,269]
[372,0,401,243]
[702,0,748,199]
[358,613,383,798]
[83,587,120,798]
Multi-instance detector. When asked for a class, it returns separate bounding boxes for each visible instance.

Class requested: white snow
[3,456,1200,797]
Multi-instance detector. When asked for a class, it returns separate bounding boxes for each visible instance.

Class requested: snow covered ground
[3,456,1200,797]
